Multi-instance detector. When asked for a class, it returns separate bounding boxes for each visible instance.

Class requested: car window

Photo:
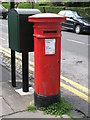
[0,5,3,9]
[65,11,74,17]
[73,12,82,18]
[58,11,66,16]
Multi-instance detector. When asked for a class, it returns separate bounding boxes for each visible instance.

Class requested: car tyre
[3,15,7,19]
[75,25,81,34]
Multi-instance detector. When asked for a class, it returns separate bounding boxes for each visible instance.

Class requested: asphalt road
[0,18,90,117]
[62,30,89,58]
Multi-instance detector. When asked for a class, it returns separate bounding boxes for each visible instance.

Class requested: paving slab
[2,82,34,113]
[2,97,13,116]
[0,97,13,117]
[3,110,60,118]
[2,110,86,119]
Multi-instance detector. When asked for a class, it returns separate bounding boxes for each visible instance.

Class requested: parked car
[58,10,90,34]
[0,4,8,19]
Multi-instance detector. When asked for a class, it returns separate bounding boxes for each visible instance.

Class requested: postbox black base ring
[34,92,60,108]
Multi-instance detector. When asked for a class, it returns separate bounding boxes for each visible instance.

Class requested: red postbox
[28,13,66,107]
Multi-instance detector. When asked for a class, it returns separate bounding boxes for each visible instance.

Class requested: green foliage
[38,2,48,6]
[42,6,64,13]
[2,2,10,9]
[39,98,72,118]
[27,98,72,118]
[61,2,90,7]
[65,7,90,18]
[18,3,32,8]
[27,105,37,111]
[2,2,90,17]
[51,2,63,6]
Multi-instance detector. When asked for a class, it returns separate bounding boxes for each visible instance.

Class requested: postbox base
[34,92,60,108]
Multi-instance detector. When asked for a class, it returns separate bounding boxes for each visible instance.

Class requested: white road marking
[66,39,89,46]
[0,37,5,41]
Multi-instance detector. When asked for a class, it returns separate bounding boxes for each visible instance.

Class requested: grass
[28,98,73,118]
[27,105,37,111]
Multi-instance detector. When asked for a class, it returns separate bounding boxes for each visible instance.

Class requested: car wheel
[75,25,81,34]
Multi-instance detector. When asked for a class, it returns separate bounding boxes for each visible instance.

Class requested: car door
[64,11,74,30]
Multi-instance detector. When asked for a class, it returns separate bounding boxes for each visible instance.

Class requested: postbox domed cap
[28,13,66,23]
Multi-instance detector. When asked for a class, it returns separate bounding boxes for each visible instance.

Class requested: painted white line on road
[0,37,5,41]
[66,39,89,46]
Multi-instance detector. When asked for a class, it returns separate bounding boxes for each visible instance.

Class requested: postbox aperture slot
[43,31,57,34]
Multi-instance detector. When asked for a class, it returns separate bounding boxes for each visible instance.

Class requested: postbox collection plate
[45,38,56,55]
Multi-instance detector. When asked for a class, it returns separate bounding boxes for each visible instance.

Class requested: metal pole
[10,0,16,87]
[32,0,34,9]
[11,50,16,87]
[22,52,29,92]
[10,1,14,9]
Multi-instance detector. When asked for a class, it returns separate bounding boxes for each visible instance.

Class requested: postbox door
[35,37,61,96]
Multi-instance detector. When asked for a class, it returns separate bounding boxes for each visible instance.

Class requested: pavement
[0,81,86,119]
[0,65,89,119]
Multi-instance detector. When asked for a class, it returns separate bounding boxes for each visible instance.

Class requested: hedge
[2,2,90,17]
[2,2,10,9]
[18,3,32,8]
